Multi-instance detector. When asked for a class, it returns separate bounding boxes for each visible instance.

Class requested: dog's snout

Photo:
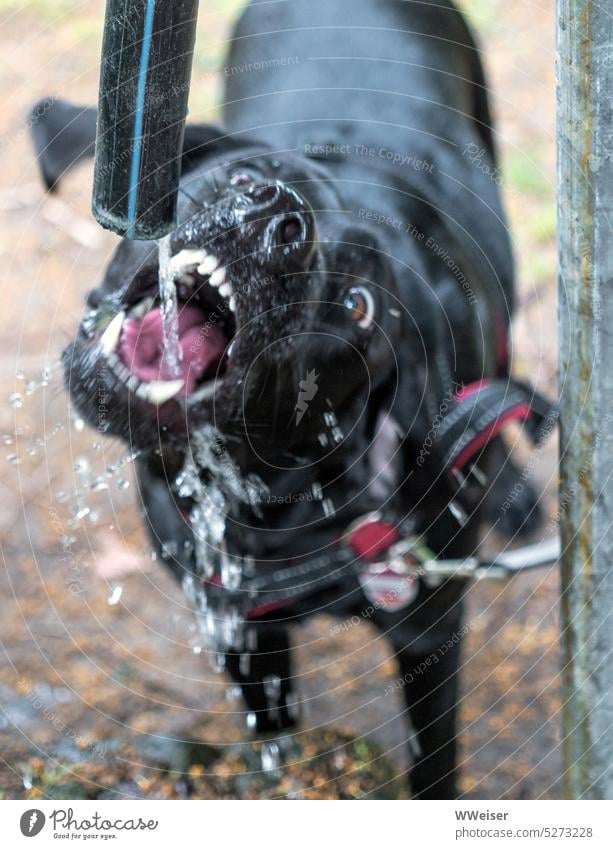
[270,213,308,249]
[245,182,283,212]
[237,181,315,264]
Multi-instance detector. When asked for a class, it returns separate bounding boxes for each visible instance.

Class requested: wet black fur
[32,0,542,798]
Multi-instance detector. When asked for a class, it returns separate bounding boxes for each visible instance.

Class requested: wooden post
[558,0,613,800]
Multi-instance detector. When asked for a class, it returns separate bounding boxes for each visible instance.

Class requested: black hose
[92,0,199,240]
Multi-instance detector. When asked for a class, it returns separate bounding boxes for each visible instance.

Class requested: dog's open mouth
[98,249,237,406]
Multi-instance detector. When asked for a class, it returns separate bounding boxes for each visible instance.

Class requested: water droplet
[263,675,282,704]
[74,457,90,475]
[195,588,208,614]
[239,653,251,677]
[118,479,130,490]
[2,434,13,445]
[222,608,243,648]
[286,691,301,721]
[192,644,202,655]
[8,393,23,408]
[182,573,197,605]
[242,555,256,577]
[6,453,19,465]
[226,685,242,703]
[205,610,216,639]
[246,629,258,652]
[221,558,242,590]
[107,585,123,606]
[161,540,177,560]
[322,498,336,518]
[90,478,109,492]
[331,426,344,443]
[261,741,281,773]
[72,417,85,432]
[212,652,226,673]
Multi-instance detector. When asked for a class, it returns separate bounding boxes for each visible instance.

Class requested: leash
[415,535,561,587]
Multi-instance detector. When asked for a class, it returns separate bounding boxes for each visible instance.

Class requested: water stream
[157,234,183,379]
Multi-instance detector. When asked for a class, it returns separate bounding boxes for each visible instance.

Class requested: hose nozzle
[92,0,199,240]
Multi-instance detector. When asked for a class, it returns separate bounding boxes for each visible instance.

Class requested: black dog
[31,0,549,798]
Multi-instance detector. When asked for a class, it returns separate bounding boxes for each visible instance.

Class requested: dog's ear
[28,97,233,192]
[28,99,96,191]
[181,124,250,170]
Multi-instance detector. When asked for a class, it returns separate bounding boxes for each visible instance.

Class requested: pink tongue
[119,305,227,394]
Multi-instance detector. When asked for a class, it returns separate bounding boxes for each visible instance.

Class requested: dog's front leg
[225,623,299,734]
[385,613,464,800]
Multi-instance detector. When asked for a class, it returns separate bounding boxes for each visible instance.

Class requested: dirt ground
[0,0,561,799]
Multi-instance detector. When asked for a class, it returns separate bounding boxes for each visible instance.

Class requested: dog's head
[65,134,406,466]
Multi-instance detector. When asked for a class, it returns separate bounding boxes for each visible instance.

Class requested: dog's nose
[243,182,283,213]
[237,181,315,265]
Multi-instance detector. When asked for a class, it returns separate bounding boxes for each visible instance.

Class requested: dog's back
[224,0,514,338]
[224,0,488,147]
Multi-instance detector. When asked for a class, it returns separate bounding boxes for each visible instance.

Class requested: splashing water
[158,234,183,379]
[174,426,268,666]
[261,741,282,773]
[107,585,123,606]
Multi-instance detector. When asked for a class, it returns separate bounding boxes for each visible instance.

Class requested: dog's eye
[343,287,375,329]
[230,169,257,188]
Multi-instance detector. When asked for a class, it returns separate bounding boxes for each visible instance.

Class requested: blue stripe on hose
[126,0,157,239]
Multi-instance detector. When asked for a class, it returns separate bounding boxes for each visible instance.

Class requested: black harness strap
[436,378,557,475]
[199,378,557,624]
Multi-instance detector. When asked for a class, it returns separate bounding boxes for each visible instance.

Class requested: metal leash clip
[389,537,561,588]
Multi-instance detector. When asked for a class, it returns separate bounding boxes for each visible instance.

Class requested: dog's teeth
[144,379,184,405]
[209,266,226,287]
[170,248,207,274]
[126,375,140,392]
[129,296,155,319]
[219,282,232,298]
[100,311,125,355]
[229,295,236,312]
[117,364,131,383]
[188,379,223,403]
[197,255,218,277]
